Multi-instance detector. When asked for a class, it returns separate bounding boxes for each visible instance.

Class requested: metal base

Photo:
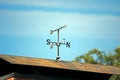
[56,56,60,61]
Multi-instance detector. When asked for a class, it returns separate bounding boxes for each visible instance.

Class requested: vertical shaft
[57,29,60,60]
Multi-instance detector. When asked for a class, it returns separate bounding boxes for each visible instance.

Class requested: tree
[74,48,104,64]
[74,53,96,63]
[74,47,120,80]
[114,47,120,66]
[104,53,116,66]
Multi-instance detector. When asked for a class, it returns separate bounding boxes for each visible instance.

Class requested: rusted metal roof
[0,54,120,75]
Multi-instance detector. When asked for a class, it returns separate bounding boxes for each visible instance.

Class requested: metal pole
[56,29,60,60]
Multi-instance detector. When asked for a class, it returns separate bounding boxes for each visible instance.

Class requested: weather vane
[46,25,70,61]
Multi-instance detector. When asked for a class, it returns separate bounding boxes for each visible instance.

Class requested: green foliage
[109,75,120,80]
[114,47,120,66]
[74,54,96,63]
[74,48,104,64]
[74,46,120,80]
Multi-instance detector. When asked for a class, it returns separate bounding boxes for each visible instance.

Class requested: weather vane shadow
[46,25,70,61]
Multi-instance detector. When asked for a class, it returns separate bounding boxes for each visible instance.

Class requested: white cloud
[0,0,120,13]
[0,10,120,39]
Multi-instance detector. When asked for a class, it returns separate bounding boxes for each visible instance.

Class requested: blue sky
[0,0,120,61]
